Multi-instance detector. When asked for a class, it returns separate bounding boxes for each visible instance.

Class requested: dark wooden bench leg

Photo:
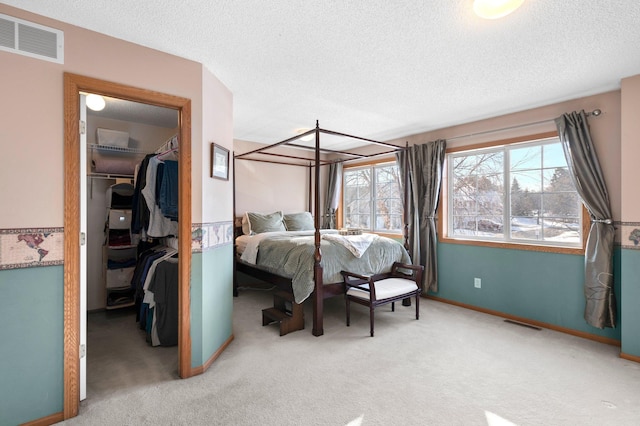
[370,306,375,337]
[346,297,351,326]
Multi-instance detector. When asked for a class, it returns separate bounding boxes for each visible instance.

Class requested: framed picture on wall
[211,143,229,180]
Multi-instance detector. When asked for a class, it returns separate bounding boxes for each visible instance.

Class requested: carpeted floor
[63,288,640,425]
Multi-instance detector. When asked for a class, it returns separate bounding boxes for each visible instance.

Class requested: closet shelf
[90,144,146,154]
[89,172,134,180]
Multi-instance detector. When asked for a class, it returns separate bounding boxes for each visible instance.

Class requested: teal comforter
[254,233,411,303]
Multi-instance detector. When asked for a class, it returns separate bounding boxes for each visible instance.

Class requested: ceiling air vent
[0,13,63,64]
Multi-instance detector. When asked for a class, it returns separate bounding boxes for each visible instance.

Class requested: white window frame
[342,161,402,235]
[443,134,586,252]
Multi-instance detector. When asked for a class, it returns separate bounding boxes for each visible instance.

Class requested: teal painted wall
[201,246,234,361]
[0,266,64,426]
[190,245,234,368]
[191,253,204,367]
[0,249,234,424]
[436,243,621,341]
[621,249,640,356]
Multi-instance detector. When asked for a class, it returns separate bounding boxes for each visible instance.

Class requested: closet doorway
[63,73,192,419]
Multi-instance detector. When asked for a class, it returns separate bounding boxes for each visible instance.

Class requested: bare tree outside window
[344,162,402,232]
[448,137,582,247]
[452,151,504,237]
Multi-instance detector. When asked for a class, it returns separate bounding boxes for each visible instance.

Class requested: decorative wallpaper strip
[619,221,640,250]
[191,221,234,253]
[6,219,630,268]
[0,227,64,270]
[0,221,234,270]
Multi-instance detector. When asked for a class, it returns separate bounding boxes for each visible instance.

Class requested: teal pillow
[283,212,315,231]
[246,211,286,234]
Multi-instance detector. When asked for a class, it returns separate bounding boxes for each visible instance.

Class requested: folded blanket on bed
[321,233,378,258]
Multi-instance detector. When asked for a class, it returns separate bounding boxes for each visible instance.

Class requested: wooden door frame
[63,73,192,419]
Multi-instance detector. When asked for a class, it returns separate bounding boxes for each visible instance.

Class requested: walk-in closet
[84,94,181,400]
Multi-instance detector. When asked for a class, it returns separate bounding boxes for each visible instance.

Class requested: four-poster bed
[233,121,410,336]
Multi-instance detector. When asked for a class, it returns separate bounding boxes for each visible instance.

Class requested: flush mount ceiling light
[295,128,314,142]
[86,94,106,111]
[473,0,524,19]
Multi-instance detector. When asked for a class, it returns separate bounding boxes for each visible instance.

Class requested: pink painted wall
[386,90,622,223]
[621,75,640,222]
[0,4,231,227]
[620,74,640,357]
[234,139,321,216]
[234,91,623,231]
[201,67,234,223]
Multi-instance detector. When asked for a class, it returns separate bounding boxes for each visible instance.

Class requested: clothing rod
[446,109,601,142]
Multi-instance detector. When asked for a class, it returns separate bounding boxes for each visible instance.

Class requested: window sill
[372,231,403,240]
[439,236,585,255]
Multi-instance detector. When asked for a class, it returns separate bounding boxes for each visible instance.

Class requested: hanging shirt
[141,156,178,238]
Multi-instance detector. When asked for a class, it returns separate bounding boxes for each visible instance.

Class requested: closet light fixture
[473,0,524,19]
[86,94,106,111]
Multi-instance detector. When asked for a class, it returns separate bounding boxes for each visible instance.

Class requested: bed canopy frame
[233,121,409,336]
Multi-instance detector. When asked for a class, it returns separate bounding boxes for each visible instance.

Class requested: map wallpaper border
[0,227,65,270]
[0,221,234,270]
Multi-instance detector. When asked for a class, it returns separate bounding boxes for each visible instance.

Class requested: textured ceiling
[5,1,640,145]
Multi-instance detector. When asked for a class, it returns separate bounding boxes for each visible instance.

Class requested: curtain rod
[445,109,601,142]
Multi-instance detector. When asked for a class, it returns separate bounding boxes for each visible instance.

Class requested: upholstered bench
[341,262,424,337]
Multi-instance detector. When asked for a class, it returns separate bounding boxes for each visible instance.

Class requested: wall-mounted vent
[0,13,63,64]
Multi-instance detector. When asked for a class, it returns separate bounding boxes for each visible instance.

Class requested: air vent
[0,13,63,64]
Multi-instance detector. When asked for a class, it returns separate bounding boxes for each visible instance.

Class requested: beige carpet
[62,287,640,425]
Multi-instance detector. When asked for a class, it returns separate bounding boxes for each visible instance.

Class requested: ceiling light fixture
[86,94,106,111]
[295,128,314,142]
[473,0,524,19]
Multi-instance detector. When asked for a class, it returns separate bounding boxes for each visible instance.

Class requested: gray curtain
[555,110,616,329]
[396,140,446,293]
[323,162,342,229]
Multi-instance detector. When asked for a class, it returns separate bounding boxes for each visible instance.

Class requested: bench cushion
[347,277,418,301]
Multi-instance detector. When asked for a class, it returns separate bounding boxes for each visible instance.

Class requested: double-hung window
[342,161,402,234]
[444,134,585,251]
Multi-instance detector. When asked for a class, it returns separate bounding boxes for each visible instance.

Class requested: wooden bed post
[402,142,413,307]
[233,154,238,297]
[312,120,324,336]
[308,163,312,213]
[403,142,410,255]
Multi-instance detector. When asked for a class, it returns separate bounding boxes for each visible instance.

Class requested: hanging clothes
[159,160,179,220]
[130,245,178,346]
[147,257,179,346]
[131,154,154,236]
[141,156,178,238]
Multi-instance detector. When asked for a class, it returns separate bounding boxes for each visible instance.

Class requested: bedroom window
[343,161,402,234]
[443,134,585,251]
